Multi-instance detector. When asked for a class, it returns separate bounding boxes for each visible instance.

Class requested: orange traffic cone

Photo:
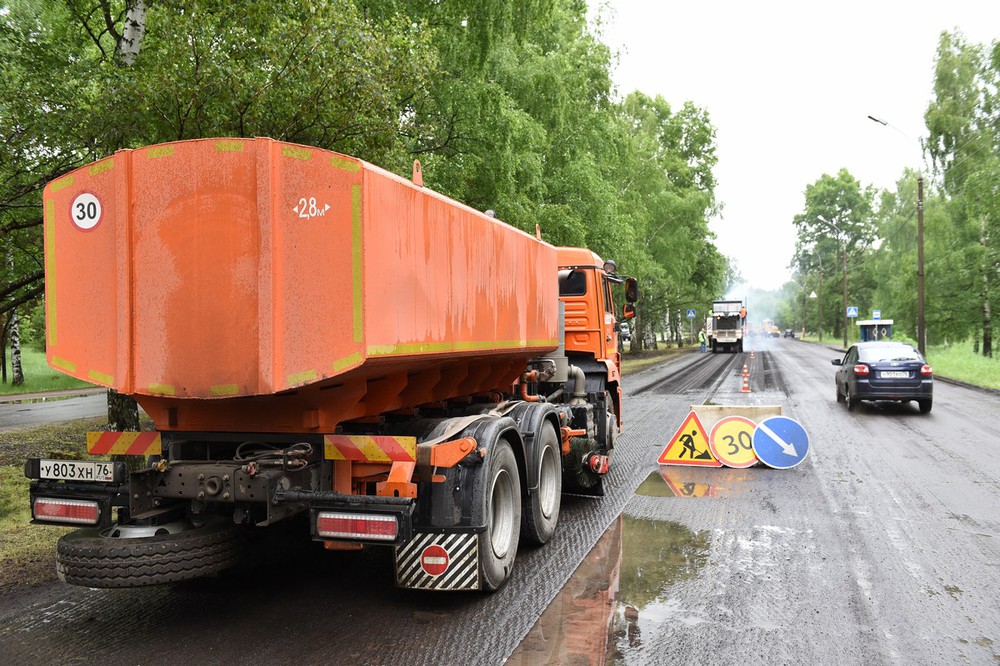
[740,374,751,393]
[750,350,755,360]
[742,364,748,377]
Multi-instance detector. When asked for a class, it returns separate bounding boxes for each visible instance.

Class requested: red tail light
[316,512,398,541]
[921,364,933,377]
[853,364,870,376]
[33,497,100,525]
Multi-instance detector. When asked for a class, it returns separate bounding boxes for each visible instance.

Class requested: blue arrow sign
[752,416,809,469]
[686,309,697,319]
[846,306,859,318]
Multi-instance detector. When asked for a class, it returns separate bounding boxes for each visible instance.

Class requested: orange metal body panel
[557,248,621,386]
[43,139,559,432]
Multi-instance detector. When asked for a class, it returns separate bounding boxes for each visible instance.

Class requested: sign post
[686,309,696,344]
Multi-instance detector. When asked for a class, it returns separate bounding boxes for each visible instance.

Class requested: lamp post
[816,215,849,350]
[868,114,925,355]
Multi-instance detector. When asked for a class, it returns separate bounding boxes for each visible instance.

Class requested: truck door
[601,274,616,359]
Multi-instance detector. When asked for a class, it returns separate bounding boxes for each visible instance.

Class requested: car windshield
[858,346,922,362]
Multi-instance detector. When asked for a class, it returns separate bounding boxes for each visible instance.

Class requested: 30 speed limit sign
[709,416,759,468]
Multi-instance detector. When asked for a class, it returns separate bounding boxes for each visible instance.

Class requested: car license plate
[880,371,909,379]
[39,459,115,482]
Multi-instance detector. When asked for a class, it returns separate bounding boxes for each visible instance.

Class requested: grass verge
[0,345,95,396]
[926,343,1000,390]
[0,418,109,592]
[621,345,694,375]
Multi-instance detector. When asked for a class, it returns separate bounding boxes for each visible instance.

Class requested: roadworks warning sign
[658,411,722,467]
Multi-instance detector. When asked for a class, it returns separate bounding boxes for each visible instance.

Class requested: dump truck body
[27,139,637,591]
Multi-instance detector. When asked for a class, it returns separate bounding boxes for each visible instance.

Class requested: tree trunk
[8,249,23,385]
[108,389,140,431]
[117,0,149,66]
[982,215,993,358]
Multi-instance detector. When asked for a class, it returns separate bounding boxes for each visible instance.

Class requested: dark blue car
[832,341,933,414]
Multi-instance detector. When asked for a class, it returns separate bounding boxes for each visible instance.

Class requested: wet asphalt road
[2,338,999,665]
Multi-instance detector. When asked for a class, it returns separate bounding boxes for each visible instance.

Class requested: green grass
[0,345,95,395]
[621,345,694,375]
[926,343,1000,390]
[0,418,110,591]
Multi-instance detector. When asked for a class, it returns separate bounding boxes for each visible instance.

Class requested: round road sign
[420,544,450,577]
[752,416,810,469]
[709,416,759,468]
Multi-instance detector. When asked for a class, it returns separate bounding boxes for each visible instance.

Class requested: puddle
[508,515,710,665]
[634,468,748,498]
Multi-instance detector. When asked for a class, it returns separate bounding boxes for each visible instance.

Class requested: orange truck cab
[26,138,638,593]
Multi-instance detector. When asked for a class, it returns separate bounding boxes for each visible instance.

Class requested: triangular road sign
[658,411,722,467]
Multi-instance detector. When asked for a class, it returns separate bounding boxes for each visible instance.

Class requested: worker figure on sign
[698,327,707,353]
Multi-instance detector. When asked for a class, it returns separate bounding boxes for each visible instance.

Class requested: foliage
[927,341,1000,389]
[1,0,726,370]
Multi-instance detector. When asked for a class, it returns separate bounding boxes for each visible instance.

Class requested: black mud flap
[395,530,481,591]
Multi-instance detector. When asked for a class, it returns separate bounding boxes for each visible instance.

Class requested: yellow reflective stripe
[88,160,114,176]
[147,146,174,159]
[281,145,311,160]
[210,384,240,396]
[49,176,74,193]
[287,369,318,386]
[88,369,114,385]
[51,356,76,373]
[368,339,559,356]
[147,383,176,396]
[332,352,363,373]
[214,140,244,152]
[331,155,360,173]
[44,200,56,346]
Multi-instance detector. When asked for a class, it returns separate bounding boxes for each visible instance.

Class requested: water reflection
[508,515,710,665]
[635,468,739,498]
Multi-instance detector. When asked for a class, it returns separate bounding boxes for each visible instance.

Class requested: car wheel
[846,386,858,412]
[918,399,932,414]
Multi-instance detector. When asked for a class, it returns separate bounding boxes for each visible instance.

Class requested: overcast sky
[591,0,1000,291]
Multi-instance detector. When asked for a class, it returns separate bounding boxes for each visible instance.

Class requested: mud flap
[395,531,481,591]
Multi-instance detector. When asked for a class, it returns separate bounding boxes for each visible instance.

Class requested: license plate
[39,459,115,482]
[880,371,909,379]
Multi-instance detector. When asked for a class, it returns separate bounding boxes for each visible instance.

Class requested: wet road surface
[2,337,999,664]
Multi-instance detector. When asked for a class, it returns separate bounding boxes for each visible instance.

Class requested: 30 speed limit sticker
[709,416,759,468]
[70,192,102,230]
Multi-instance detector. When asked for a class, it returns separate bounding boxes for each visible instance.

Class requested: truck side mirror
[624,277,638,304]
[623,303,636,320]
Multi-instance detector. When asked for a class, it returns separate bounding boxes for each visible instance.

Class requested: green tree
[792,169,875,347]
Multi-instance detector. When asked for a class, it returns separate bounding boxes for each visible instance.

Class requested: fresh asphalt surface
[2,337,999,665]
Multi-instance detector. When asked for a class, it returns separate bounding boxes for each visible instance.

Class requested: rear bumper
[854,379,933,401]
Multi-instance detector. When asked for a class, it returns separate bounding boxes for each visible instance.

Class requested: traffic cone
[740,373,751,393]
[750,350,755,360]
[742,364,748,377]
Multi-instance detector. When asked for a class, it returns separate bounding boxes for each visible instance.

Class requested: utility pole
[869,114,925,355]
[842,241,848,350]
[917,175,926,355]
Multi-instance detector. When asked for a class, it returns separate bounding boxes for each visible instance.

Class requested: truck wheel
[479,440,521,591]
[522,422,561,546]
[56,515,241,588]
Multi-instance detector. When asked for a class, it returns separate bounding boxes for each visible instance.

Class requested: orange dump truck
[26,138,637,591]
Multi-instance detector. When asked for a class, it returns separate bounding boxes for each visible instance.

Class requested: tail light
[33,497,100,525]
[316,512,398,541]
[853,364,870,376]
[921,364,933,377]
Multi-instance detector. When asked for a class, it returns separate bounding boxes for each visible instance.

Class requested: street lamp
[868,114,925,355]
[816,215,849,350]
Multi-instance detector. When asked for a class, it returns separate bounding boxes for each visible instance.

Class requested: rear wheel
[522,422,562,545]
[846,386,858,411]
[836,383,845,403]
[918,399,932,414]
[479,440,521,591]
[56,515,241,588]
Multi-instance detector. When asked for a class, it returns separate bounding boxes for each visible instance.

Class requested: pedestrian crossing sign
[658,411,722,467]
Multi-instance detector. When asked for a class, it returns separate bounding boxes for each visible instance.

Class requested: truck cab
[557,248,637,427]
